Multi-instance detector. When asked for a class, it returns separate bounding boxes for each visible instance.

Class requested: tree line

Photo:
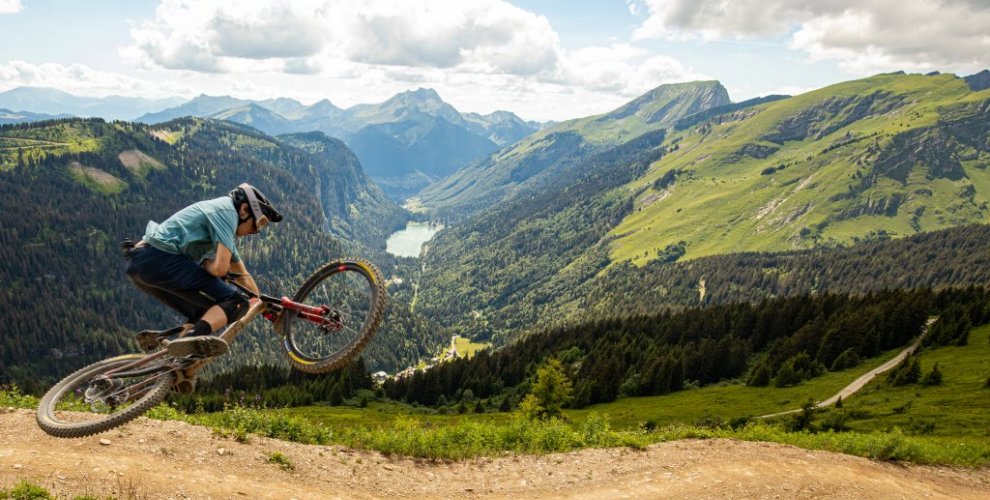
[384,287,990,409]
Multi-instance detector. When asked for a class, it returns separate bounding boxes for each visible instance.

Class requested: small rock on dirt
[99,439,111,446]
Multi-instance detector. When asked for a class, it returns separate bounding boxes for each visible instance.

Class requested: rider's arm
[202,243,233,278]
[228,260,260,296]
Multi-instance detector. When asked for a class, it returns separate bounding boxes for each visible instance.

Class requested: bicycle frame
[102,286,342,393]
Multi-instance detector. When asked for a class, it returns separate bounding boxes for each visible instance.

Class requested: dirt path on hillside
[759,318,936,419]
[2,409,988,499]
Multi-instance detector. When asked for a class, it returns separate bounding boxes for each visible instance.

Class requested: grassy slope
[564,347,904,429]
[419,81,727,213]
[826,324,990,438]
[609,74,990,264]
[0,121,123,169]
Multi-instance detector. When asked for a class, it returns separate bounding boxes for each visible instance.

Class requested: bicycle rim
[282,259,386,373]
[37,354,175,438]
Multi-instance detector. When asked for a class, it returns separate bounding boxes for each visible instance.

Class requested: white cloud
[0,0,22,15]
[552,44,707,96]
[124,0,561,76]
[633,0,990,74]
[0,61,192,98]
[114,0,706,117]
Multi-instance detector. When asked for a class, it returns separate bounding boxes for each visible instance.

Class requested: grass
[67,163,126,195]
[564,346,905,429]
[4,325,989,466]
[0,481,53,499]
[266,451,295,471]
[3,383,988,466]
[606,72,990,265]
[452,335,491,359]
[816,324,990,438]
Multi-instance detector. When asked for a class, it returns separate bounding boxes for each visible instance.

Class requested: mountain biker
[124,183,282,358]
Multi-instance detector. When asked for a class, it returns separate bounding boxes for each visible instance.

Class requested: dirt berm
[1,409,988,499]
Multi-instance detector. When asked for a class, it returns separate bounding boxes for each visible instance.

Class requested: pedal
[136,325,185,352]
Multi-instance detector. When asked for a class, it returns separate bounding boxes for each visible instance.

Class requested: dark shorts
[125,245,238,323]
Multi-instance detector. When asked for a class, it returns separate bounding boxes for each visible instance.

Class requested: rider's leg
[164,292,249,357]
[126,246,239,356]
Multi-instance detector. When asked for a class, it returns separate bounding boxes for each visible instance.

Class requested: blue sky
[1,0,988,121]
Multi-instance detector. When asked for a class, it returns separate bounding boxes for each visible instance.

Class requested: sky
[1,0,988,122]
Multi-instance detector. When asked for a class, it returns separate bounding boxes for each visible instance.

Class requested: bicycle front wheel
[280,258,387,374]
[37,354,175,438]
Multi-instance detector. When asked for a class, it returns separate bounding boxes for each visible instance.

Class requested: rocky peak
[964,70,990,91]
[605,81,732,126]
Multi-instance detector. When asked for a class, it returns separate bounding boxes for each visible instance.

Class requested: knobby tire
[280,258,387,374]
[37,354,175,438]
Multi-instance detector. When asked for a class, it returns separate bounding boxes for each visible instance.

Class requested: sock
[190,320,213,337]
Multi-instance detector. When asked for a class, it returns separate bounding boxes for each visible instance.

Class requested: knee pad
[218,294,250,324]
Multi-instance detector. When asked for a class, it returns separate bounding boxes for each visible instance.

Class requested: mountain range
[0,108,74,125]
[0,86,184,121]
[136,88,545,200]
[0,86,545,201]
[413,70,990,340]
[3,68,990,383]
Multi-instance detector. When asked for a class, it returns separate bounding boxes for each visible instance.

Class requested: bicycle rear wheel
[280,258,386,374]
[37,354,175,438]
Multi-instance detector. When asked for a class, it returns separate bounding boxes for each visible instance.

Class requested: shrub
[830,348,861,371]
[887,357,921,386]
[789,399,818,431]
[0,481,53,499]
[819,411,850,432]
[0,385,38,409]
[267,451,294,471]
[639,419,658,432]
[921,363,943,386]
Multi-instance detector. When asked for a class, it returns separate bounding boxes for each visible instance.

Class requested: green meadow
[5,325,989,465]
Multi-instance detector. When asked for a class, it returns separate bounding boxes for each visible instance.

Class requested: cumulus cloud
[552,44,707,96]
[0,0,22,15]
[123,0,560,76]
[0,60,191,98]
[632,0,990,74]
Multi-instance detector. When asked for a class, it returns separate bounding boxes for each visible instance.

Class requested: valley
[386,221,444,258]
[2,70,990,495]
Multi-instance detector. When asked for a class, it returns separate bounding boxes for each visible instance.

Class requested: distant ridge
[0,86,183,120]
[0,108,72,124]
[135,88,544,200]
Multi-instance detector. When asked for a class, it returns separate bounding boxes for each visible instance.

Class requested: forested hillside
[0,118,444,390]
[385,286,989,409]
[411,72,990,341]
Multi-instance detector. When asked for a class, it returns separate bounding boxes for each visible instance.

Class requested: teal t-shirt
[143,196,242,264]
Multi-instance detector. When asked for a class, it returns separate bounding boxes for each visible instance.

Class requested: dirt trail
[760,319,936,419]
[2,409,988,499]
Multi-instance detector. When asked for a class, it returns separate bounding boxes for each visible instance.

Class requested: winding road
[758,317,937,419]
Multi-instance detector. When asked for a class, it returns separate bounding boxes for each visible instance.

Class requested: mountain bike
[36,258,386,438]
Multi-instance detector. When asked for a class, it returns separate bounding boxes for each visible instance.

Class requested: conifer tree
[520,358,573,421]
[921,363,943,386]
